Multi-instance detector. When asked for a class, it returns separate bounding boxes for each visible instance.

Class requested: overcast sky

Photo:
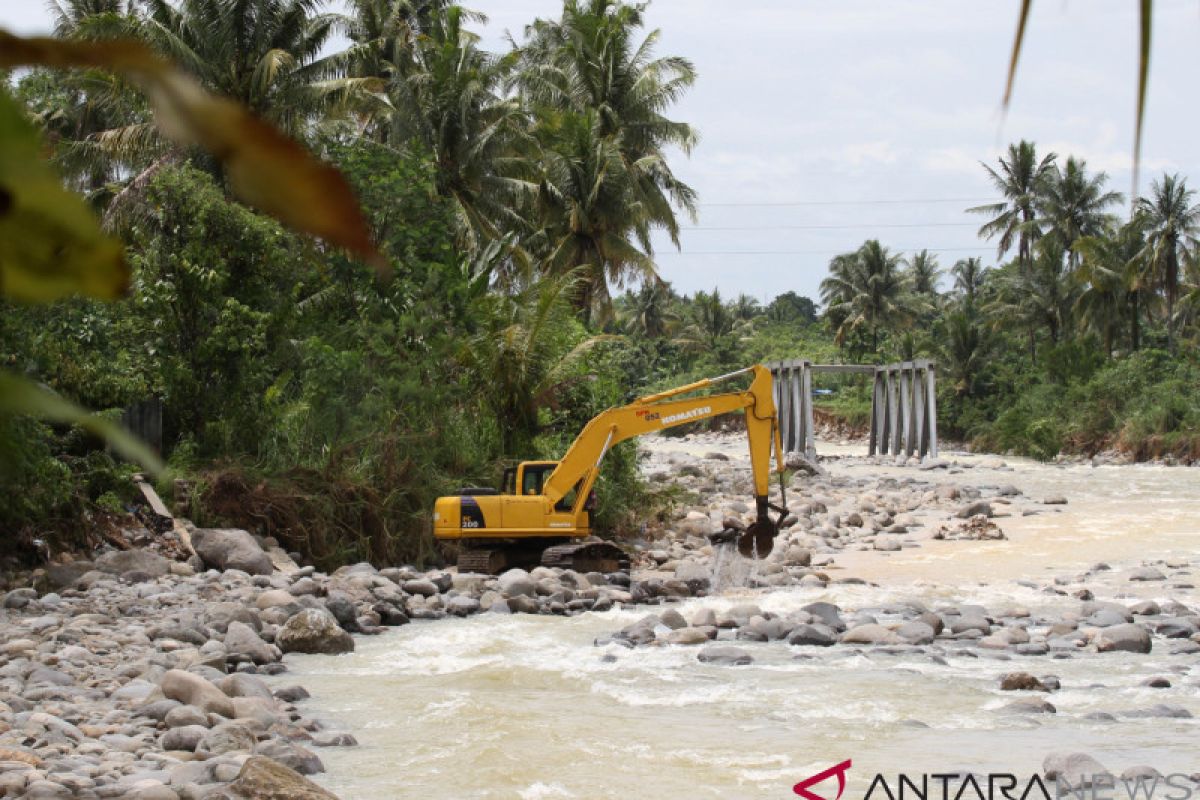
[4,1,1199,302]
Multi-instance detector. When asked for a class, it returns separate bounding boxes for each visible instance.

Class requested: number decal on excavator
[460,496,486,529]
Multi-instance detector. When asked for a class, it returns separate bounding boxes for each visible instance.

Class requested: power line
[655,246,990,256]
[696,197,997,208]
[681,222,979,231]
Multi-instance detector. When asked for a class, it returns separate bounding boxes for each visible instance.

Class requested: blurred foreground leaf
[0,30,382,269]
[1004,1,1152,198]
[0,372,164,473]
[0,91,128,301]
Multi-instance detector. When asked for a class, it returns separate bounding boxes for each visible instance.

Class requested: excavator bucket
[738,519,778,559]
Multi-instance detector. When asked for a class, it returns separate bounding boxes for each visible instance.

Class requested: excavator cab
[502,463,582,511]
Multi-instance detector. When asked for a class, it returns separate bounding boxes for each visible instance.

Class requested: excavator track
[540,541,630,573]
[456,548,510,575]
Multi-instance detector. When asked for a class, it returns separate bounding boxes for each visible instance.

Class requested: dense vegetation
[818,142,1200,462]
[2,2,1197,570]
[614,142,1200,463]
[1,0,704,566]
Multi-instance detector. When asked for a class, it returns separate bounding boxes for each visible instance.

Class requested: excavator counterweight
[433,365,789,573]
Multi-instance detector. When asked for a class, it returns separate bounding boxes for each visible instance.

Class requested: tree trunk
[1166,249,1178,355]
[1167,291,1176,355]
[1130,292,1140,351]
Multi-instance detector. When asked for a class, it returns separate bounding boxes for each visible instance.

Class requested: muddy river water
[280,439,1200,799]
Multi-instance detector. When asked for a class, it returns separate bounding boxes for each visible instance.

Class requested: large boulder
[786,624,837,647]
[666,627,711,645]
[697,645,753,666]
[781,546,812,567]
[159,670,236,718]
[1043,753,1112,787]
[1127,566,1166,582]
[1155,618,1199,638]
[225,621,281,665]
[658,608,688,630]
[225,756,339,800]
[205,602,262,634]
[402,579,439,597]
[1094,623,1152,654]
[192,528,273,575]
[44,560,96,588]
[161,725,207,752]
[220,673,275,702]
[95,550,170,578]
[255,590,298,610]
[1002,698,1057,714]
[841,624,901,645]
[199,722,258,756]
[801,602,846,632]
[895,621,936,645]
[954,501,993,519]
[496,569,536,598]
[1085,608,1129,628]
[276,609,354,655]
[255,741,324,775]
[1000,672,1050,691]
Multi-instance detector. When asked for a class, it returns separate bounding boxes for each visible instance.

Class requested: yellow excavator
[433,364,790,574]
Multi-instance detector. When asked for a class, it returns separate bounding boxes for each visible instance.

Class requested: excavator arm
[542,364,788,556]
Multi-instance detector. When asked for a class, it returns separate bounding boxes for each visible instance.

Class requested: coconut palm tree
[517,0,698,262]
[970,141,1057,361]
[49,0,133,35]
[730,294,762,322]
[905,249,943,298]
[677,288,750,354]
[819,240,917,355]
[765,291,816,324]
[1074,217,1150,355]
[1174,246,1200,341]
[336,0,463,93]
[939,311,991,397]
[458,268,610,455]
[623,280,676,339]
[27,2,151,199]
[530,108,656,323]
[129,0,354,138]
[45,0,371,210]
[1038,156,1123,272]
[1136,173,1200,353]
[986,239,1076,353]
[951,257,988,310]
[970,141,1057,273]
[379,5,531,248]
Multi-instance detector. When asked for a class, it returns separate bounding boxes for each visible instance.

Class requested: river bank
[1,434,1198,799]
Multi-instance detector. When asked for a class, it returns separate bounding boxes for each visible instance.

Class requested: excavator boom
[433,365,790,572]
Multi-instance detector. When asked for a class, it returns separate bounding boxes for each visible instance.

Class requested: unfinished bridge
[767,359,938,461]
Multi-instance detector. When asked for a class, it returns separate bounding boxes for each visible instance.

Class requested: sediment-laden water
[283,440,1200,799]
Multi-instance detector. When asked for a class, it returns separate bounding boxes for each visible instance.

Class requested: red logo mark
[794,759,852,800]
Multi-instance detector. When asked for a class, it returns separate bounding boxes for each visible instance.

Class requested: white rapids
[277,437,1200,799]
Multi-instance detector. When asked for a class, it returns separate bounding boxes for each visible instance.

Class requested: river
[279,438,1200,799]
